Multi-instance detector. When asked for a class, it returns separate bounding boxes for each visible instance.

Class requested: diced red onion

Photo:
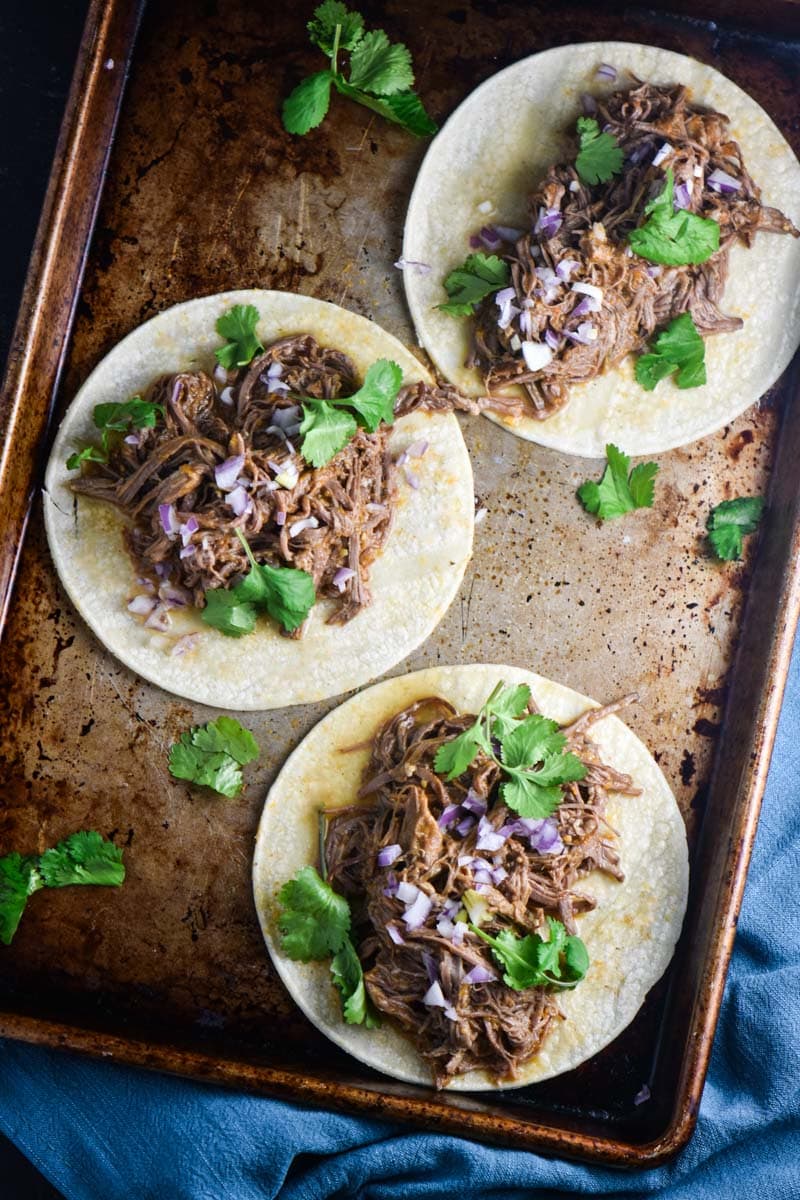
[442,898,460,920]
[386,922,405,945]
[395,449,409,466]
[627,140,651,165]
[180,515,199,545]
[571,281,603,311]
[564,322,597,345]
[333,566,355,592]
[213,363,229,385]
[422,952,438,985]
[556,258,579,281]
[403,891,433,930]
[580,93,597,116]
[674,181,692,210]
[472,868,493,886]
[158,582,191,609]
[634,1084,651,1106]
[227,485,250,517]
[571,297,594,318]
[170,633,202,657]
[479,225,502,251]
[404,468,420,490]
[128,594,156,616]
[491,866,508,885]
[154,562,168,579]
[534,266,559,289]
[457,855,474,867]
[383,871,398,898]
[476,815,506,852]
[267,377,290,395]
[474,882,491,894]
[423,980,447,1008]
[215,454,245,492]
[493,225,523,243]
[544,327,562,352]
[270,405,301,431]
[377,843,402,868]
[288,515,319,537]
[275,510,286,526]
[533,206,562,239]
[136,576,156,593]
[124,433,140,446]
[452,921,467,946]
[179,545,196,559]
[396,881,419,905]
[469,234,482,250]
[521,341,553,372]
[652,143,672,167]
[219,386,234,406]
[707,167,741,195]
[494,286,516,306]
[464,964,497,985]
[596,63,617,81]
[456,815,475,837]
[444,1005,459,1022]
[569,180,580,194]
[158,503,180,537]
[438,804,461,829]
[393,256,432,274]
[519,310,533,338]
[646,265,662,278]
[528,817,564,855]
[436,915,455,938]
[144,605,171,631]
[497,299,520,331]
[462,790,487,817]
[407,439,428,459]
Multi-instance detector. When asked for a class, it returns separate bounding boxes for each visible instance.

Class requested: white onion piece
[215,454,245,492]
[128,595,156,616]
[403,891,433,929]
[396,881,419,905]
[457,855,473,867]
[423,980,447,1008]
[377,843,402,868]
[521,341,553,372]
[569,180,580,193]
[213,363,228,385]
[219,386,234,407]
[652,142,672,167]
[477,200,492,213]
[436,916,455,938]
[288,516,319,537]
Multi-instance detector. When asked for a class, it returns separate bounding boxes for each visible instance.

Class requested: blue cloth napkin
[2,643,799,1200]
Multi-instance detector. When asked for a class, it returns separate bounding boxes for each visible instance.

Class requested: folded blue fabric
[2,644,799,1200]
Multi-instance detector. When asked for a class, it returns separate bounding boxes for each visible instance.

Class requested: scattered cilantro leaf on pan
[331,935,381,1026]
[636,313,706,391]
[299,359,402,467]
[215,304,264,370]
[202,532,315,637]
[436,253,510,318]
[471,918,589,991]
[39,831,125,888]
[707,496,764,561]
[168,716,260,797]
[577,443,659,520]
[283,3,437,139]
[629,168,720,266]
[0,854,42,946]
[277,865,351,961]
[1,834,124,946]
[574,116,623,185]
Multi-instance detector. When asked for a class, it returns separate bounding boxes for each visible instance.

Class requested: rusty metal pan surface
[2,0,800,1167]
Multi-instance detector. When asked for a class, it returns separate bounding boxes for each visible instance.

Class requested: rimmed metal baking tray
[1,0,799,1166]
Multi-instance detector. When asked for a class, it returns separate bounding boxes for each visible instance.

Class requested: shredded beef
[324,694,639,1086]
[469,80,798,418]
[69,335,481,631]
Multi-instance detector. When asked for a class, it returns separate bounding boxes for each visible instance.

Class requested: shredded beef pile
[70,334,514,631]
[470,80,798,418]
[324,694,639,1086]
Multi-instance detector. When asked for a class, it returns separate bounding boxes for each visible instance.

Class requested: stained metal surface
[1,0,799,1166]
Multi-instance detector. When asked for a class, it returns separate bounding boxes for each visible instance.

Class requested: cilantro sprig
[0,832,125,946]
[299,358,402,467]
[577,444,659,521]
[433,682,587,820]
[283,2,437,139]
[168,716,260,797]
[471,916,589,991]
[215,305,264,370]
[575,116,623,186]
[636,312,706,391]
[629,168,720,266]
[202,530,316,637]
[277,865,379,1026]
[707,496,764,561]
[66,396,163,470]
[437,253,511,318]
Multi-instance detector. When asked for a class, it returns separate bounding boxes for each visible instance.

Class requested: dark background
[1,2,89,1194]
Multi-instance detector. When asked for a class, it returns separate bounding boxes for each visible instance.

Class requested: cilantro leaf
[437,253,510,318]
[168,717,260,796]
[307,1,364,54]
[201,588,258,638]
[484,682,531,740]
[0,854,42,945]
[501,713,564,771]
[232,530,316,631]
[282,70,334,136]
[93,396,162,432]
[471,920,588,991]
[575,116,623,185]
[66,444,109,470]
[707,496,764,561]
[38,831,125,888]
[578,443,659,520]
[500,775,563,820]
[433,724,488,781]
[629,169,720,266]
[348,29,413,96]
[342,359,402,431]
[277,865,350,960]
[215,305,264,370]
[330,934,381,1026]
[300,401,358,468]
[636,313,707,392]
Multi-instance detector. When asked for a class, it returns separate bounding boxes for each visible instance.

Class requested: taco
[402,42,800,457]
[253,664,688,1090]
[43,291,476,709]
